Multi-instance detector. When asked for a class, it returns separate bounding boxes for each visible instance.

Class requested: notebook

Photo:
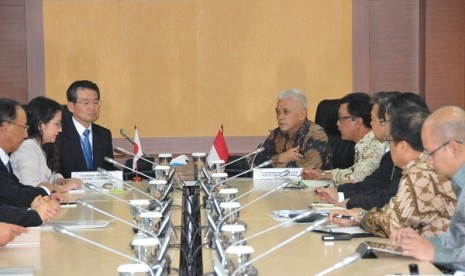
[313,224,373,237]
[6,227,41,247]
[41,220,111,230]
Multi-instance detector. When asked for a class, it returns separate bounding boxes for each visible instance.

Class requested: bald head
[422,106,465,179]
[424,106,465,144]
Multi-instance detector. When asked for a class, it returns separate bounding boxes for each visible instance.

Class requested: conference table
[201,178,444,276]
[0,178,444,275]
[0,182,184,276]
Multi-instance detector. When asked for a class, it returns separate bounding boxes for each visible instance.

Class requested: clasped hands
[31,195,61,222]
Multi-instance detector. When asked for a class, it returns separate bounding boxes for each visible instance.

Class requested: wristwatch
[359,210,368,220]
[321,170,331,177]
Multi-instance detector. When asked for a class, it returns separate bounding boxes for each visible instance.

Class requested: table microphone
[207,160,273,198]
[232,170,290,202]
[228,210,316,249]
[120,128,150,157]
[314,242,370,276]
[215,181,290,233]
[76,199,158,238]
[53,225,155,276]
[210,147,266,173]
[104,157,175,199]
[97,167,165,210]
[250,130,272,169]
[114,146,160,166]
[105,157,156,181]
[84,183,149,213]
[231,217,328,276]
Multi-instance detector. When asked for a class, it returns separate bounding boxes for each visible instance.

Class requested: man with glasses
[302,92,387,184]
[316,92,429,210]
[0,98,62,226]
[328,106,456,238]
[58,80,115,178]
[391,106,465,272]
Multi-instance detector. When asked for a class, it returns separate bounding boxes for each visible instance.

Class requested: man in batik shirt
[328,107,456,238]
[252,89,332,169]
[302,93,387,185]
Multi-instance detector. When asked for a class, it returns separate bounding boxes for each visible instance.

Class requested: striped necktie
[82,129,93,170]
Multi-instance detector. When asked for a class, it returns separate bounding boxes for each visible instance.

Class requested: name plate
[71,171,124,190]
[253,168,302,180]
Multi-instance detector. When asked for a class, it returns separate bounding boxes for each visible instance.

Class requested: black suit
[58,117,115,178]
[338,151,403,210]
[0,162,48,208]
[0,204,42,227]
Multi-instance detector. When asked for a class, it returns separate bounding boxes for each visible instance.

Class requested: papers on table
[253,168,302,180]
[274,209,309,218]
[41,220,111,230]
[309,203,346,214]
[6,227,41,247]
[71,171,125,192]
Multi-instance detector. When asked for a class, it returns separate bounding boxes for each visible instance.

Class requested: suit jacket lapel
[64,122,88,171]
[92,127,104,170]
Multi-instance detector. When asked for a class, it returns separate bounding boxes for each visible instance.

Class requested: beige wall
[43,0,352,138]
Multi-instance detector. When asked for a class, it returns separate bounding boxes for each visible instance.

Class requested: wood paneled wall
[0,0,45,102]
[353,0,465,111]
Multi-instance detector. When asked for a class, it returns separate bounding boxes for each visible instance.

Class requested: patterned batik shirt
[252,119,333,169]
[331,131,387,185]
[360,156,457,238]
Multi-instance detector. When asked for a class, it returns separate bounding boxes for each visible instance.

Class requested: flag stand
[132,172,143,182]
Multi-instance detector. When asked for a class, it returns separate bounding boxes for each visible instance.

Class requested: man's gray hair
[277,89,308,109]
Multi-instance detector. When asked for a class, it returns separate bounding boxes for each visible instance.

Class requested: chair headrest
[315,99,341,134]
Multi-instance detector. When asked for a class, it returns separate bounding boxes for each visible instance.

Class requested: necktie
[82,129,93,170]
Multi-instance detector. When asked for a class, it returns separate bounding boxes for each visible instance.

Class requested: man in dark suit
[0,98,61,226]
[58,80,115,178]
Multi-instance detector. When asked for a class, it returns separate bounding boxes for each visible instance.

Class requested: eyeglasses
[337,115,355,122]
[7,121,29,131]
[75,100,102,106]
[422,140,464,158]
[384,138,400,143]
[379,119,390,126]
[48,122,63,128]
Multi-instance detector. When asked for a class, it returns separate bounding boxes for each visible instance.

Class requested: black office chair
[123,157,156,180]
[225,155,252,178]
[315,99,355,169]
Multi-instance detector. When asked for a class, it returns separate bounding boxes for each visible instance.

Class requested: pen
[313,183,331,194]
[332,214,355,221]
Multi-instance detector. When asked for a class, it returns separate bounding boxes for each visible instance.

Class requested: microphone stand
[233,170,290,202]
[221,210,316,265]
[104,157,174,201]
[210,147,265,173]
[207,160,272,199]
[76,199,158,238]
[114,146,160,166]
[314,242,370,276]
[120,128,150,157]
[105,157,156,181]
[250,130,272,169]
[215,181,289,233]
[231,218,328,276]
[54,225,155,276]
[97,167,165,211]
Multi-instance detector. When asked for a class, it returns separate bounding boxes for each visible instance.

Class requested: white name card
[71,171,124,190]
[253,168,302,180]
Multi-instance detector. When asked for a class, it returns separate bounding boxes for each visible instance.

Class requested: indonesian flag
[133,126,143,170]
[207,126,229,166]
